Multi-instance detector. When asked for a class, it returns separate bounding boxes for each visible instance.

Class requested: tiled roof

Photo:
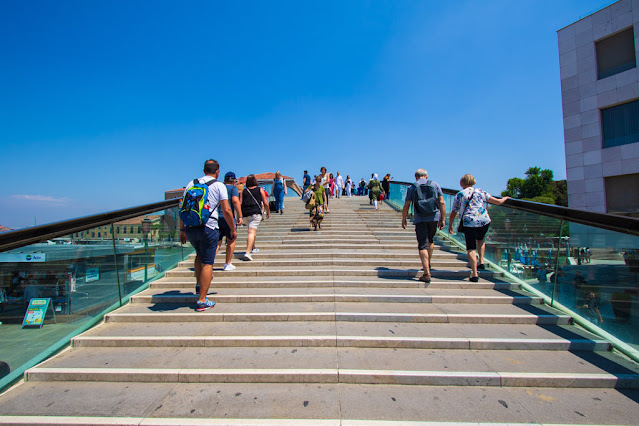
[115,215,162,225]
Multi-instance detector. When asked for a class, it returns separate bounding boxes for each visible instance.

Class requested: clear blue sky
[0,0,614,229]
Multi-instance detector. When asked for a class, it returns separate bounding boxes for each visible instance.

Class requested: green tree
[501,167,567,206]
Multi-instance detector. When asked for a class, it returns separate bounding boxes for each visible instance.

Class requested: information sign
[86,267,100,283]
[22,298,55,328]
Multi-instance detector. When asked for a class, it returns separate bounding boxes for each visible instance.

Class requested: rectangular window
[596,27,636,80]
[602,100,639,148]
[605,173,639,216]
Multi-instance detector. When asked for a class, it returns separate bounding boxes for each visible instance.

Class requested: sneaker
[196,299,215,312]
[469,276,480,283]
[251,248,260,253]
[478,264,485,270]
[223,263,236,271]
[243,253,253,261]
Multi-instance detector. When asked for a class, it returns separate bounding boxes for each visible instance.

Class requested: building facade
[558,0,639,216]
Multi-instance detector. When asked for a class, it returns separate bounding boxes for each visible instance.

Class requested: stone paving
[1,197,639,425]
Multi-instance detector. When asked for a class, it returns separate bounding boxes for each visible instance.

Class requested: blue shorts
[218,218,236,242]
[185,226,219,265]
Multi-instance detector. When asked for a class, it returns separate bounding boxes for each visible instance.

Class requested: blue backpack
[180,179,217,227]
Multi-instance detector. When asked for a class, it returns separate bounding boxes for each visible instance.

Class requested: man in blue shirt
[217,171,243,271]
[401,169,445,283]
[302,170,311,198]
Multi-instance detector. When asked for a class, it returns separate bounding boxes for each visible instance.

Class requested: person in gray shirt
[401,169,446,283]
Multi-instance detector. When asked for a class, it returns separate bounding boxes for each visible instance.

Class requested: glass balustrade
[390,181,639,355]
[0,205,194,391]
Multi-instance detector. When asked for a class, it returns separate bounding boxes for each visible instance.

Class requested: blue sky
[0,0,614,229]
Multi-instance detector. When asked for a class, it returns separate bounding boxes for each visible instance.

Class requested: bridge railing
[389,180,639,362]
[0,199,194,391]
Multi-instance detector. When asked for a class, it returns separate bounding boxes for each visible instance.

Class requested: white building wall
[558,0,639,213]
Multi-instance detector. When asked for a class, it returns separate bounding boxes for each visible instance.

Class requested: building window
[596,27,637,80]
[116,226,120,233]
[602,100,639,148]
[606,173,639,216]
[98,232,101,238]
[130,227,134,234]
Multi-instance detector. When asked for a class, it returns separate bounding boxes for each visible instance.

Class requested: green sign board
[22,298,55,328]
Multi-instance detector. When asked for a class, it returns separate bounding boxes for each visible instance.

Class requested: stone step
[69,336,607,351]
[2,382,638,425]
[24,366,638,388]
[44,347,635,375]
[130,293,542,305]
[164,267,500,278]
[74,321,581,341]
[104,303,571,325]
[151,278,519,290]
[176,260,469,270]
[184,250,463,261]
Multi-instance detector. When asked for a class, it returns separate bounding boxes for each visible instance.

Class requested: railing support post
[111,223,123,307]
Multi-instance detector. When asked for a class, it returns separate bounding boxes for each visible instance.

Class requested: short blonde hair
[275,171,281,179]
[460,174,476,187]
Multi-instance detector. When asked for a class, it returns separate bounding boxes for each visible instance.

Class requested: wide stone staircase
[1,197,639,425]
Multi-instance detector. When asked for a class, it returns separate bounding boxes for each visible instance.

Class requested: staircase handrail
[0,199,179,253]
[390,180,639,237]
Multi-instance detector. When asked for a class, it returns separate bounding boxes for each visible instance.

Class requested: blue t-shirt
[303,173,311,187]
[218,183,239,219]
[405,178,443,223]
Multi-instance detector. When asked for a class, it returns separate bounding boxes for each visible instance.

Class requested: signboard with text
[0,253,46,263]
[86,267,100,283]
[22,298,54,328]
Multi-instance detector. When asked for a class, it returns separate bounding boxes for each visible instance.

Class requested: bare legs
[477,239,485,266]
[468,240,485,279]
[193,255,213,303]
[216,238,236,265]
[246,228,257,253]
[419,249,430,276]
[467,249,478,278]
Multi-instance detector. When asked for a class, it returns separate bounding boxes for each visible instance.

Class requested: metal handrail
[2,180,638,254]
[0,199,179,252]
[390,180,639,237]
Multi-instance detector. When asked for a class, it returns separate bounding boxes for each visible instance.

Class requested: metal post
[110,223,123,307]
[550,219,564,307]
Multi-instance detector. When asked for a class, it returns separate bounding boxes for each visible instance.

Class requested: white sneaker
[223,263,236,271]
[251,248,259,253]
[243,253,253,261]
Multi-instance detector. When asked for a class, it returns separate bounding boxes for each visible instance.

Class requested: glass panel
[602,100,639,148]
[596,27,637,80]
[0,205,194,391]
[390,181,639,353]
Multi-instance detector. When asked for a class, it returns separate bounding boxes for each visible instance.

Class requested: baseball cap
[224,171,236,180]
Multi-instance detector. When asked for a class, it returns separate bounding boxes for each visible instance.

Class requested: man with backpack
[401,169,445,283]
[179,159,237,311]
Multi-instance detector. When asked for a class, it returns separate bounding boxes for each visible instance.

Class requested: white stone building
[558,0,639,216]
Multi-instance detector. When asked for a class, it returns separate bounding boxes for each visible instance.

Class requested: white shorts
[247,214,262,229]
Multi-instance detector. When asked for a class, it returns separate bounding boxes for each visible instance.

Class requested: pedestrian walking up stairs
[2,197,639,425]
